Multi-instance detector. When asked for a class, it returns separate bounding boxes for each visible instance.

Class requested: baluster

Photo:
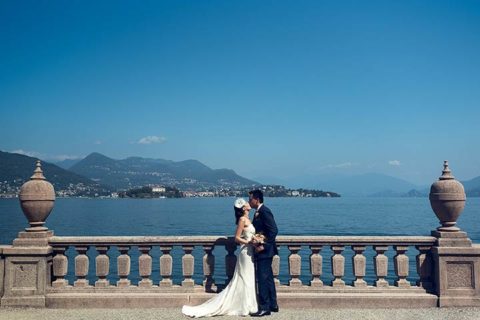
[117,246,131,288]
[352,245,367,287]
[288,245,302,286]
[272,251,280,287]
[182,245,195,287]
[416,245,433,290]
[374,246,389,287]
[309,245,323,287]
[203,245,215,292]
[95,246,110,287]
[52,246,69,288]
[138,246,153,288]
[394,245,410,288]
[159,246,173,287]
[74,246,90,287]
[0,253,4,297]
[331,245,345,287]
[225,241,237,283]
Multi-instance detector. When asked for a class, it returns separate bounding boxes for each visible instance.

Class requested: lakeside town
[0,179,340,199]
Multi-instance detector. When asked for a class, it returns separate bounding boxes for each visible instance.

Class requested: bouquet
[252,233,267,253]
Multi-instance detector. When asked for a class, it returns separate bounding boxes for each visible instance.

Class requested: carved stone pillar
[433,246,480,306]
[225,241,237,284]
[1,245,53,307]
[352,245,367,287]
[52,246,69,288]
[0,247,5,298]
[203,245,215,292]
[288,246,302,286]
[74,246,90,288]
[394,245,410,288]
[272,253,280,287]
[331,245,345,287]
[138,246,152,288]
[309,245,323,287]
[374,245,389,287]
[159,246,173,287]
[95,246,110,287]
[182,245,195,288]
[117,246,131,288]
[415,245,433,290]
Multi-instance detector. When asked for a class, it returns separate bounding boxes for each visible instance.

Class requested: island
[118,184,340,199]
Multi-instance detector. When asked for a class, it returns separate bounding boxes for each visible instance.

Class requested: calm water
[1,197,479,286]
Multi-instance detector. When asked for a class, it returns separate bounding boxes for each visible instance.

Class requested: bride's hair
[234,206,244,225]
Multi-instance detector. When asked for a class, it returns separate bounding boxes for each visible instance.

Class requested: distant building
[198,191,215,197]
[152,186,166,193]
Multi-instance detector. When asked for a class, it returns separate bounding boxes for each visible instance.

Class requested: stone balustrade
[47,235,436,292]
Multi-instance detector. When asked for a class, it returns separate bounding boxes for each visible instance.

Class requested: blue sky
[1,0,479,185]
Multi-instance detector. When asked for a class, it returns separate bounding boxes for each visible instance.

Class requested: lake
[1,197,479,285]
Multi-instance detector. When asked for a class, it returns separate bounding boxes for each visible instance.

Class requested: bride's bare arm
[235,217,250,245]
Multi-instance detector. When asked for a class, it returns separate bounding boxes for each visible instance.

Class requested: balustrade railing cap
[48,235,436,247]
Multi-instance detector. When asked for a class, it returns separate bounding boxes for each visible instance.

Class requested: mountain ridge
[69,152,258,190]
[0,151,111,196]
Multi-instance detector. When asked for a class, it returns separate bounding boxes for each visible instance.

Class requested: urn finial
[18,160,55,232]
[31,160,46,180]
[439,160,454,180]
[429,160,466,232]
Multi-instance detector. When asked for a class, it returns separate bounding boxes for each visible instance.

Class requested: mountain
[55,158,82,170]
[462,176,480,197]
[69,152,259,190]
[0,151,111,196]
[402,188,428,197]
[285,173,420,197]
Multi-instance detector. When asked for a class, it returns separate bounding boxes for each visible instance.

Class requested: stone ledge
[439,296,480,307]
[1,296,46,308]
[275,292,438,308]
[45,293,190,308]
[46,285,431,294]
[44,292,438,309]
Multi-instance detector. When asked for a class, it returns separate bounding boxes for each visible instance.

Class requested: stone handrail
[48,235,437,291]
[49,235,437,246]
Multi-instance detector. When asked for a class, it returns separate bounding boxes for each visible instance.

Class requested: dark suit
[252,204,278,311]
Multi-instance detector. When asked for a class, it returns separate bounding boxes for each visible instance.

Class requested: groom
[249,189,279,317]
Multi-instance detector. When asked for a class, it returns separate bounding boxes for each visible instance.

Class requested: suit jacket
[252,204,278,260]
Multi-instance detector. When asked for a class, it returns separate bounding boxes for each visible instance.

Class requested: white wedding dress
[182,224,258,317]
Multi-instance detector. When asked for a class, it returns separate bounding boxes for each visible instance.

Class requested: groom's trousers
[255,257,277,311]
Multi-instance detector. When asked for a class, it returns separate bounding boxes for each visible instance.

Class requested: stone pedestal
[1,231,53,307]
[431,224,480,306]
[432,231,472,247]
[431,220,480,307]
[13,230,54,247]
[432,245,480,307]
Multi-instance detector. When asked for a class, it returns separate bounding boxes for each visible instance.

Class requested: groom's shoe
[250,310,271,317]
[270,305,279,312]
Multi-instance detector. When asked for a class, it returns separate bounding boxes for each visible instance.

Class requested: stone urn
[19,160,55,232]
[429,161,466,232]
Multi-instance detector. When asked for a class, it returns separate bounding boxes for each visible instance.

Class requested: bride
[182,198,258,317]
